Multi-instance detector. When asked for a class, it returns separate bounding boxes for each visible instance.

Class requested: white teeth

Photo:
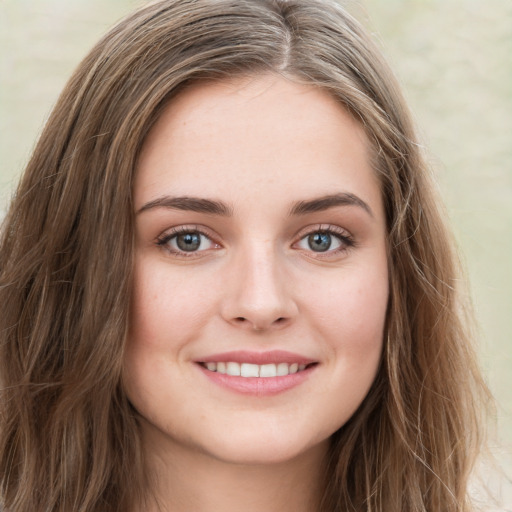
[241,363,259,377]
[276,362,289,376]
[226,362,240,376]
[202,361,311,377]
[260,364,277,377]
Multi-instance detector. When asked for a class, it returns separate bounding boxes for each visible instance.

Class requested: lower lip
[197,364,316,396]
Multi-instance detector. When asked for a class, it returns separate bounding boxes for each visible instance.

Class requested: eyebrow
[137,196,233,216]
[137,192,373,218]
[289,193,374,218]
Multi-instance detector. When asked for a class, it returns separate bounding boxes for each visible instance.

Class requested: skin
[124,75,389,512]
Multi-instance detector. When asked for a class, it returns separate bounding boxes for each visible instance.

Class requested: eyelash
[155,224,355,258]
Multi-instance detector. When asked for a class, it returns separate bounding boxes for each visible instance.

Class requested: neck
[136,423,328,512]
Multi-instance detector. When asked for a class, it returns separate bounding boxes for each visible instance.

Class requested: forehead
[135,75,382,218]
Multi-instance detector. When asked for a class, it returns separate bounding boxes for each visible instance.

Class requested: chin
[196,427,330,467]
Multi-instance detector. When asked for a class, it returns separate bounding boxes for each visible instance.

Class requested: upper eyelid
[156,224,217,242]
[293,223,353,240]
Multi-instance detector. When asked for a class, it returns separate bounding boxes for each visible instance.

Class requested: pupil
[177,232,201,251]
[308,232,331,252]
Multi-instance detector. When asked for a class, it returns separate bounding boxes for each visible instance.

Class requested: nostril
[230,316,288,329]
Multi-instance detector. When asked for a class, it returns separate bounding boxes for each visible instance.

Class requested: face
[124,75,388,466]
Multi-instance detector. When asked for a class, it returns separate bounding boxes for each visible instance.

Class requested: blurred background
[1,0,511,502]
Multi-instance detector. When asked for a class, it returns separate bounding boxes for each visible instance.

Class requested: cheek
[342,281,388,348]
[128,257,218,347]
[302,263,388,404]
[307,270,387,431]
[123,260,206,418]
[307,266,389,346]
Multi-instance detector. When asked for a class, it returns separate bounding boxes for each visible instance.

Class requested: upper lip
[195,350,316,366]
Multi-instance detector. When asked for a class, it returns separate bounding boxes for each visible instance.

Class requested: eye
[157,228,219,255]
[295,227,354,255]
[303,232,339,252]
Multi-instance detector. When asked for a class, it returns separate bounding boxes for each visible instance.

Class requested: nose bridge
[222,238,297,330]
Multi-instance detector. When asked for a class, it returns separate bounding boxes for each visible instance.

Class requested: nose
[220,244,298,331]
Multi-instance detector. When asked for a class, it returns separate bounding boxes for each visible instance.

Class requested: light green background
[1,0,511,491]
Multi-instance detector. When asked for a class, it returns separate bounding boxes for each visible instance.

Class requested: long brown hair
[0,1,491,510]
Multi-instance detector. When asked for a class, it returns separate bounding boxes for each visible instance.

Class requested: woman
[0,0,491,511]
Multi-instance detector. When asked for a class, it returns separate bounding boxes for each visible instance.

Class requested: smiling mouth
[198,361,316,378]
